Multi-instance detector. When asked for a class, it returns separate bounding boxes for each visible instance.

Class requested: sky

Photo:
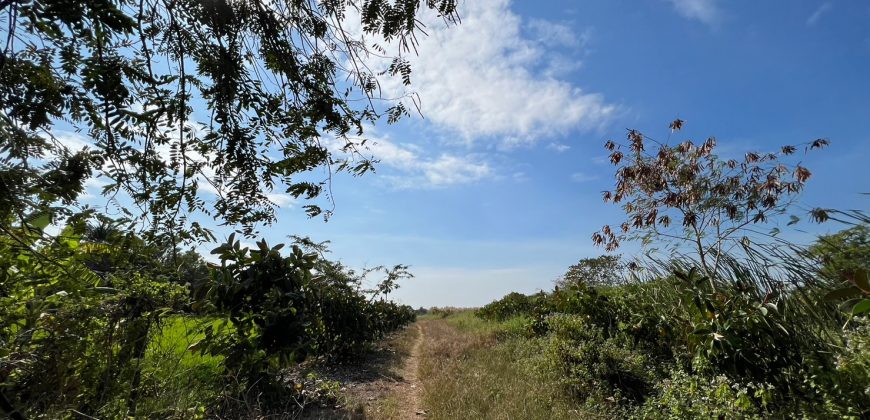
[72,0,870,308]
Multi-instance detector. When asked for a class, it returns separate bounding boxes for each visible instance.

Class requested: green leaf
[65,237,80,250]
[29,212,51,231]
[187,340,205,353]
[824,286,862,301]
[851,269,869,292]
[851,299,870,316]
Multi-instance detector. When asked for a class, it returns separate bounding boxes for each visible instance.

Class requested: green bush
[474,248,870,418]
[838,318,870,398]
[545,314,654,405]
[199,236,418,390]
[476,292,543,321]
[543,284,624,334]
[640,369,775,419]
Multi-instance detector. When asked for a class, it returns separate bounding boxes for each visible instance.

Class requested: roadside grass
[418,313,588,420]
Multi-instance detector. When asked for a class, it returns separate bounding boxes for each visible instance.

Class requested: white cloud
[542,54,585,78]
[527,19,588,49]
[79,176,111,199]
[547,142,571,153]
[667,0,721,26]
[367,139,492,189]
[266,193,296,207]
[54,131,93,151]
[806,2,832,26]
[571,172,598,183]
[349,0,614,147]
[325,128,492,189]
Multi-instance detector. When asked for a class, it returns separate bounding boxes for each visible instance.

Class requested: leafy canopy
[556,255,624,289]
[0,0,458,239]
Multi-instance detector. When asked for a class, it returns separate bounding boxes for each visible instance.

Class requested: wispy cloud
[667,0,721,26]
[326,129,492,190]
[547,142,571,153]
[367,139,492,189]
[571,172,598,183]
[527,18,589,49]
[53,131,93,151]
[266,193,296,208]
[806,2,832,26]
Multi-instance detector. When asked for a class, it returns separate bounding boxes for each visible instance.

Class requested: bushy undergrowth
[0,225,415,418]
[476,291,546,322]
[475,230,870,418]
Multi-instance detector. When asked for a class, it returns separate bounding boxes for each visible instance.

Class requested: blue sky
[71,0,870,307]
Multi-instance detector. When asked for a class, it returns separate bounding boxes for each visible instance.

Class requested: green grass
[135,316,226,417]
[446,309,531,335]
[418,314,587,420]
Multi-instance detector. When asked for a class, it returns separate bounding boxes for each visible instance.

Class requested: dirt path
[298,322,427,419]
[395,322,425,419]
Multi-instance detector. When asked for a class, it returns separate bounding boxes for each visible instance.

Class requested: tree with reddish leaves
[593,119,829,277]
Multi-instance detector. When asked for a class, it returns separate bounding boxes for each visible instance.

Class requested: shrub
[307,257,416,360]
[838,318,870,397]
[640,370,775,419]
[200,236,417,376]
[556,255,625,288]
[543,284,624,334]
[476,292,542,321]
[545,314,654,405]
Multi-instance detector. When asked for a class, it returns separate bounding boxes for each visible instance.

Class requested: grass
[135,316,225,417]
[417,312,588,420]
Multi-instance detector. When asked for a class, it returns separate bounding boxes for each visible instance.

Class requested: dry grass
[416,312,591,420]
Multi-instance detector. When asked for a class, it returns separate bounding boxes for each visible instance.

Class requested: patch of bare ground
[297,322,424,419]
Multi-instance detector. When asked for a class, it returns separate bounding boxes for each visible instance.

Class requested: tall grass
[135,316,225,417]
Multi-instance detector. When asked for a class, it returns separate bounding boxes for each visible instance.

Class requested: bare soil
[298,322,425,419]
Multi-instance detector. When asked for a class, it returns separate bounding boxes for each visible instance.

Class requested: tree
[0,0,459,240]
[592,119,829,277]
[556,255,624,289]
